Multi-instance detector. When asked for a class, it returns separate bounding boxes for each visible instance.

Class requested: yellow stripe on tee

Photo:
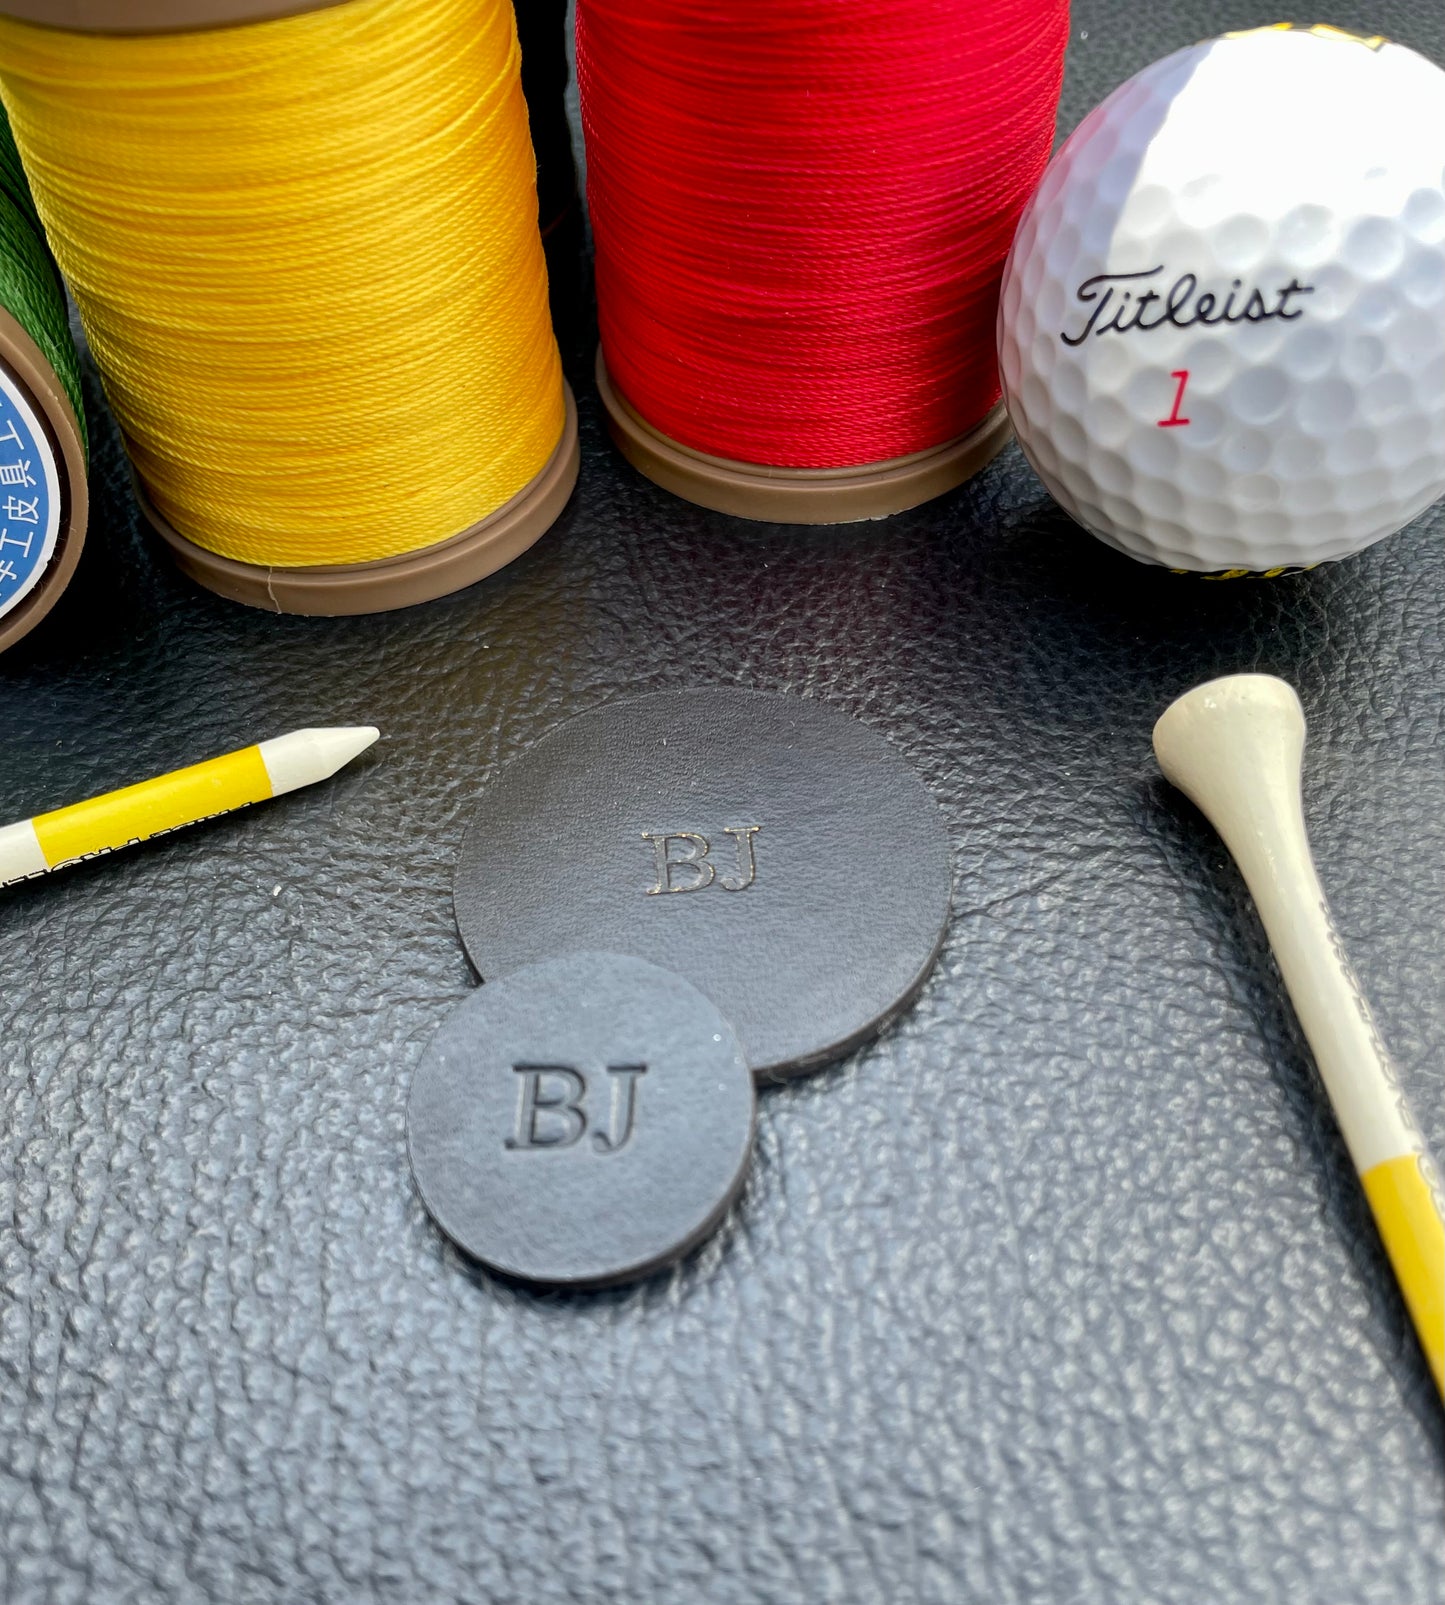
[1361,1152,1444,1394]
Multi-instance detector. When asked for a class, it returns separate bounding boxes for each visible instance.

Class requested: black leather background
[2,3,1443,1601]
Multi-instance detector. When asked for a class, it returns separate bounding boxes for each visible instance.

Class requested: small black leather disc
[453,690,953,1078]
[406,953,755,1288]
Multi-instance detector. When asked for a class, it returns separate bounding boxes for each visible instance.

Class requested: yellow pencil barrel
[31,744,271,869]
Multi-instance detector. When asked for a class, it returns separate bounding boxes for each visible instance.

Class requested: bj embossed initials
[643,827,761,895]
[505,1064,646,1154]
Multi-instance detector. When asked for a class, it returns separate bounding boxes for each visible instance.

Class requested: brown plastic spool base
[596,349,1011,526]
[0,304,88,655]
[0,0,351,33]
[143,382,579,617]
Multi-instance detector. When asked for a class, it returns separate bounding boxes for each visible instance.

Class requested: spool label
[0,364,60,625]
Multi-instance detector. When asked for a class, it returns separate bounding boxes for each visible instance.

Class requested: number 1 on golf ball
[998,25,1445,573]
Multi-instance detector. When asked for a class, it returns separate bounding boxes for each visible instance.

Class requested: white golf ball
[997,25,1445,573]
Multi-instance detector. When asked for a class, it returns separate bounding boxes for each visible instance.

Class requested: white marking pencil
[0,725,378,887]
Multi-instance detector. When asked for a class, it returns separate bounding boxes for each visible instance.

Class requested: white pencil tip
[313,726,381,774]
[260,726,381,793]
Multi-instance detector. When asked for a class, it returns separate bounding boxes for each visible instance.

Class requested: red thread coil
[577,0,1070,470]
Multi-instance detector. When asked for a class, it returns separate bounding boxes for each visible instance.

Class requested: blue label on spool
[0,363,59,624]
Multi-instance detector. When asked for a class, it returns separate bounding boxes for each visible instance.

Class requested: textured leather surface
[2,1,1443,1600]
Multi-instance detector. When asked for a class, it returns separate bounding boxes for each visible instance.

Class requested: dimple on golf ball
[997,24,1445,573]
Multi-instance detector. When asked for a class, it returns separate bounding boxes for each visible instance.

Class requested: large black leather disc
[453,689,953,1078]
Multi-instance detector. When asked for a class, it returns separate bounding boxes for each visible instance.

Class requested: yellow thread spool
[0,0,579,615]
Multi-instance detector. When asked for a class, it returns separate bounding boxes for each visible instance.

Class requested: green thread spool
[0,97,87,653]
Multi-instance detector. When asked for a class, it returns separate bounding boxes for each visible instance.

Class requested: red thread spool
[578,0,1069,523]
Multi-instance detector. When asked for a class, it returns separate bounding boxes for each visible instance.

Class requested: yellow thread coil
[0,0,565,569]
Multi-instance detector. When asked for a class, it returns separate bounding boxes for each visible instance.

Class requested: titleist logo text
[1060,267,1314,347]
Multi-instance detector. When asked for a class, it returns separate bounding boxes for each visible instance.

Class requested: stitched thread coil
[0,100,83,457]
[0,0,563,570]
[578,0,1069,472]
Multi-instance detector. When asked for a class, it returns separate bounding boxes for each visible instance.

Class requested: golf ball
[997,25,1445,573]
